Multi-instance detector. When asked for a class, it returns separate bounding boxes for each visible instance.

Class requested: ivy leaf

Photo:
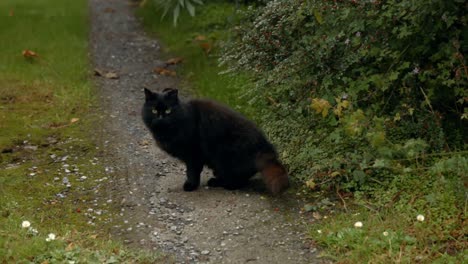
[311,98,331,117]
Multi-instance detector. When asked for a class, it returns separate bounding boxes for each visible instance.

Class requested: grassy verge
[138,1,466,263]
[136,1,256,118]
[0,0,163,262]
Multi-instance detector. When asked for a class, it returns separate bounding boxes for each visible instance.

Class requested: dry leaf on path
[94,68,119,79]
[104,72,119,79]
[165,57,183,65]
[94,68,105,76]
[70,118,79,124]
[154,67,176,76]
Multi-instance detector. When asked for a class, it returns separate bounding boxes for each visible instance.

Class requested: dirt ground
[89,0,320,263]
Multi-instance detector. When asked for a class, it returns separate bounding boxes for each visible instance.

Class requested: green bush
[222,0,467,190]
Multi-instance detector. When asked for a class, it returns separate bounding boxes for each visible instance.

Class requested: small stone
[201,250,210,255]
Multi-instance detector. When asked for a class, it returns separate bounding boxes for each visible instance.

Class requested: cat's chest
[152,129,191,152]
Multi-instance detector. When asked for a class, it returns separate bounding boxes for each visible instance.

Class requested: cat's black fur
[142,88,289,194]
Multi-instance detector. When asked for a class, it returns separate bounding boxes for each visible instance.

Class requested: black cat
[142,88,289,194]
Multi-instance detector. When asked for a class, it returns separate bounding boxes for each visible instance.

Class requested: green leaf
[173,4,180,26]
[304,204,316,212]
[352,170,366,184]
[313,9,323,25]
[185,0,195,17]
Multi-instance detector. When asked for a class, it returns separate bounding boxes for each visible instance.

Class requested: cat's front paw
[183,181,199,192]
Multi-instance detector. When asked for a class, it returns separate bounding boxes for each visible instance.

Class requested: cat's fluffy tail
[256,152,289,195]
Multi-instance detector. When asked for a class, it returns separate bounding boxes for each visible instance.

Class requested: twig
[419,86,435,114]
[266,96,279,107]
[336,188,348,213]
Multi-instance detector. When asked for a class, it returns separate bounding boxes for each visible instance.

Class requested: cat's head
[142,88,180,124]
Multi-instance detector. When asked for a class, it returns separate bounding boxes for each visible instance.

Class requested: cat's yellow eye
[165,108,172,114]
[152,108,158,114]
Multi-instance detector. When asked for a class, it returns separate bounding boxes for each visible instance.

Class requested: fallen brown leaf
[47,122,68,129]
[9,9,14,17]
[194,35,207,41]
[199,42,213,54]
[312,211,322,220]
[94,68,119,79]
[166,57,183,65]
[104,72,119,79]
[94,68,105,76]
[70,117,79,124]
[154,67,176,76]
[65,242,75,251]
[22,49,38,58]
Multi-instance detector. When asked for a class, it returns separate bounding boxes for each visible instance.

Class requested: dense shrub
[222,0,467,190]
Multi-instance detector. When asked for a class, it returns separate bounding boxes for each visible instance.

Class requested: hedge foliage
[222,0,467,190]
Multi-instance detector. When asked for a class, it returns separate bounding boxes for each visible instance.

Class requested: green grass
[309,166,466,263]
[0,0,163,262]
[137,2,467,263]
[137,1,256,118]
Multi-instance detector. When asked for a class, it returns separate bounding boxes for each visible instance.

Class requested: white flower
[45,233,56,242]
[355,31,361,37]
[412,67,420,75]
[344,38,350,45]
[29,228,38,235]
[21,221,31,228]
[354,221,363,228]
[383,231,389,236]
[317,230,322,234]
[416,214,425,222]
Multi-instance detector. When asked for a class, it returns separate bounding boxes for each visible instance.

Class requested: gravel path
[89,0,320,263]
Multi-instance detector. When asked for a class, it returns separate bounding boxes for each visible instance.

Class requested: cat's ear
[163,88,179,103]
[144,88,155,101]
